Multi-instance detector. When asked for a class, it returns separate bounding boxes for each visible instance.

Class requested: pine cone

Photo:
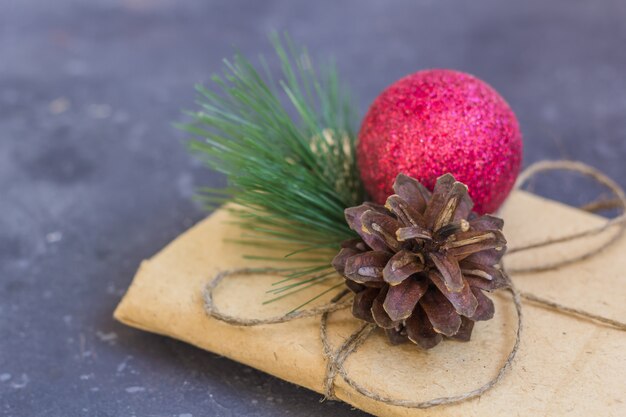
[332,173,508,349]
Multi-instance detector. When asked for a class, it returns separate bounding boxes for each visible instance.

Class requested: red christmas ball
[357,69,522,214]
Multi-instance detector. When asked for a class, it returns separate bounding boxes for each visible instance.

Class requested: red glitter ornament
[357,69,522,214]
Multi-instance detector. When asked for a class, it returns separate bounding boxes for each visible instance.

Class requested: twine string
[519,291,626,331]
[204,268,352,326]
[202,160,626,409]
[506,160,626,273]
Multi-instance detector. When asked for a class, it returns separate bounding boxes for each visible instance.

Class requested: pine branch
[181,33,364,249]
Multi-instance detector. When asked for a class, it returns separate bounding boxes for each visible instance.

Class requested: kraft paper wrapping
[114,191,626,417]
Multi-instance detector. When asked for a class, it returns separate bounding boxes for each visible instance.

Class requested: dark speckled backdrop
[1,1,625,416]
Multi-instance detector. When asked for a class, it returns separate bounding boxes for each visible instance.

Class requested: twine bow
[203,161,626,409]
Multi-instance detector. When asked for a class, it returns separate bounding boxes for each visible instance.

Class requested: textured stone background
[1,1,625,416]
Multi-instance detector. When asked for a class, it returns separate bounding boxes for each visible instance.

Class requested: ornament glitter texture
[357,69,522,214]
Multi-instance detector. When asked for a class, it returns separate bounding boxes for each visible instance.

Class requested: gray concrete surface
[1,0,625,416]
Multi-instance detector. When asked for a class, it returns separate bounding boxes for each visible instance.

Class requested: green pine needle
[181,33,363,308]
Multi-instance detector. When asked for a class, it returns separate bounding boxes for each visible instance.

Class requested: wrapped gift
[114,190,626,417]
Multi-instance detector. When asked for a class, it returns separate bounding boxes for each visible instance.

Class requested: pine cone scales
[332,173,508,349]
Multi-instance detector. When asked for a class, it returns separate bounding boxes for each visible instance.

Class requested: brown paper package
[114,191,626,417]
